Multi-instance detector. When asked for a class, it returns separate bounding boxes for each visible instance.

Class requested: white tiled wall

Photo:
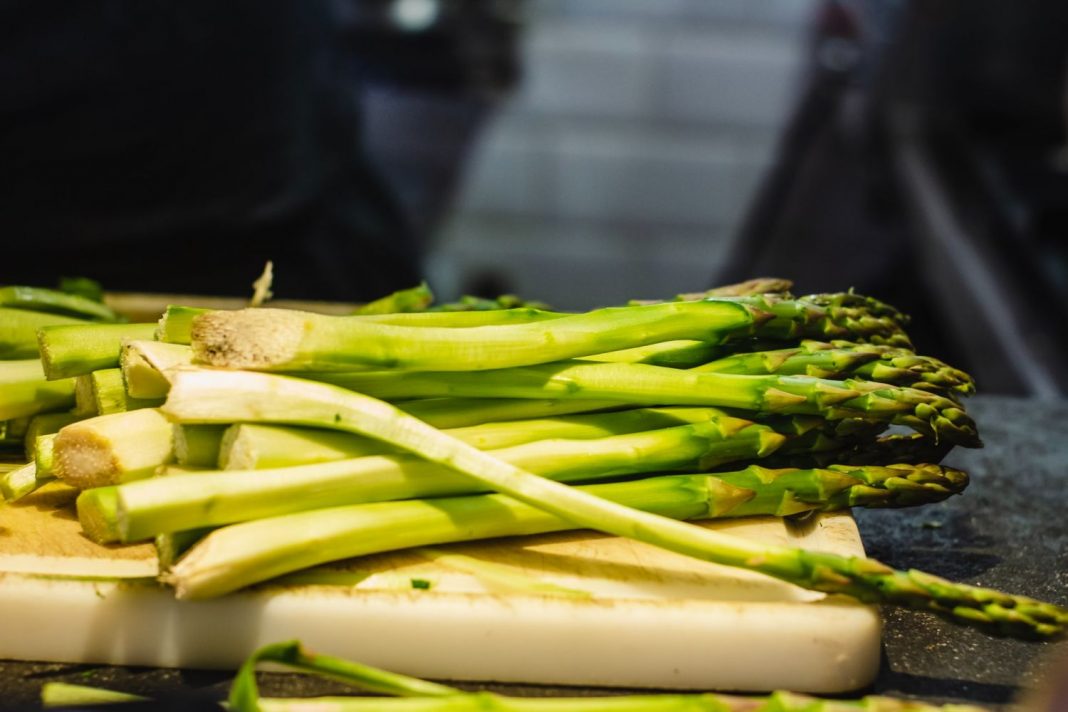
[426,1,817,309]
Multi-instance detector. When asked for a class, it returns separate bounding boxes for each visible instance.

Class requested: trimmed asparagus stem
[53,408,175,488]
[228,642,987,712]
[161,370,1059,638]
[37,322,157,380]
[24,411,82,461]
[174,425,226,467]
[190,300,759,372]
[156,305,209,344]
[0,307,85,359]
[0,462,40,501]
[0,286,122,322]
[82,418,783,543]
[0,359,76,420]
[311,361,980,446]
[120,340,194,398]
[34,433,58,476]
[220,407,742,470]
[155,527,214,570]
[75,367,163,415]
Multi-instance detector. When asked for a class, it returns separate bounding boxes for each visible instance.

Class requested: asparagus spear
[226,640,988,712]
[308,361,980,446]
[80,418,784,543]
[37,322,157,380]
[399,397,619,429]
[219,407,746,470]
[74,367,163,415]
[0,307,86,359]
[0,285,122,322]
[190,300,760,372]
[0,462,39,501]
[23,411,83,461]
[160,370,1059,638]
[120,340,194,398]
[159,463,968,588]
[0,359,76,420]
[53,408,175,488]
[173,424,226,468]
[694,340,975,395]
[352,282,434,315]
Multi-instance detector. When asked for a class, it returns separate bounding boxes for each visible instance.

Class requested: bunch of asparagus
[1,279,1065,643]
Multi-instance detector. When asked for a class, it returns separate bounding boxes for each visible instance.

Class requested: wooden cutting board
[0,482,880,693]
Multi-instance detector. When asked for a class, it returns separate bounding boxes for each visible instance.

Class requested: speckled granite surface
[0,396,1064,710]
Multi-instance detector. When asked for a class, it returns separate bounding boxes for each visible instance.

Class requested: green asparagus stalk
[399,397,619,429]
[219,407,746,470]
[226,641,988,712]
[34,433,58,476]
[162,463,968,597]
[80,417,783,543]
[190,299,760,372]
[309,361,980,446]
[582,339,722,368]
[160,370,1056,638]
[37,322,157,379]
[352,282,434,314]
[694,340,975,395]
[0,359,76,420]
[74,367,163,415]
[23,411,83,461]
[53,408,175,488]
[0,285,122,322]
[0,307,86,359]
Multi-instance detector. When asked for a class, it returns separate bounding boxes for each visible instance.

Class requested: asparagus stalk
[400,397,619,429]
[53,408,175,488]
[226,641,988,712]
[80,418,784,543]
[37,322,157,379]
[0,307,86,358]
[190,300,760,372]
[0,285,122,322]
[352,282,434,314]
[220,407,743,470]
[0,462,39,501]
[0,359,76,420]
[23,411,83,461]
[74,367,163,415]
[34,433,58,476]
[694,340,975,395]
[310,361,980,446]
[163,464,968,597]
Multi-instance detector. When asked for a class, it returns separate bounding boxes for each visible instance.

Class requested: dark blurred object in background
[0,0,519,302]
[717,0,1068,396]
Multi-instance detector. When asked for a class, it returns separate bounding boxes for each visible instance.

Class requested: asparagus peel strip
[161,370,1060,638]
[80,417,784,543]
[306,361,980,446]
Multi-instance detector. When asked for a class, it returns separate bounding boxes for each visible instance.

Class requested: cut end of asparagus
[76,487,123,543]
[53,409,176,489]
[192,309,304,369]
[54,427,123,489]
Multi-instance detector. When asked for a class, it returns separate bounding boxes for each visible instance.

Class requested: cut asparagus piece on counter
[0,461,40,501]
[0,307,86,359]
[37,322,157,380]
[226,640,989,712]
[310,361,981,446]
[161,370,1058,638]
[53,408,175,488]
[219,406,744,470]
[0,285,122,322]
[120,340,194,398]
[81,417,784,543]
[0,359,76,421]
[156,463,968,585]
[190,299,760,372]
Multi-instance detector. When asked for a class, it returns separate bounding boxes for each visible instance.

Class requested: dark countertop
[1,395,1065,710]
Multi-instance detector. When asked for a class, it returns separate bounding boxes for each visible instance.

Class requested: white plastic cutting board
[0,483,881,693]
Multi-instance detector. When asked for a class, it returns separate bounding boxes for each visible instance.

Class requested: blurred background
[2,0,1067,395]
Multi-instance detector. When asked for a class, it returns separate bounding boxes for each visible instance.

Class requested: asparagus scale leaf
[162,370,1061,638]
